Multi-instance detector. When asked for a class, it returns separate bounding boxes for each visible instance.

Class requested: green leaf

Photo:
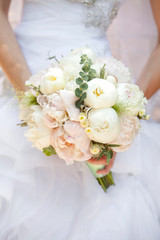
[106,150,113,164]
[48,55,59,63]
[80,82,88,90]
[81,54,87,58]
[97,151,104,160]
[21,93,39,106]
[90,69,96,74]
[88,69,96,80]
[100,64,106,79]
[76,77,83,85]
[82,65,90,73]
[79,72,85,78]
[43,145,56,156]
[87,59,92,66]
[75,99,82,109]
[17,122,27,127]
[80,92,87,100]
[80,59,85,64]
[83,75,89,81]
[75,88,83,97]
[107,144,121,147]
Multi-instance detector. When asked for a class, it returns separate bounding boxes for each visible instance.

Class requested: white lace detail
[70,0,123,31]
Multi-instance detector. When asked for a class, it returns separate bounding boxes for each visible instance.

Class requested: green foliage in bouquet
[92,142,120,164]
[100,64,107,79]
[43,145,57,156]
[75,54,96,109]
[20,92,39,107]
[17,121,27,127]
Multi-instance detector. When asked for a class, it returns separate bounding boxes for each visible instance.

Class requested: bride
[0,0,160,239]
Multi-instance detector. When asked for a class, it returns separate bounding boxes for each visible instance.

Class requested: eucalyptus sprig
[75,54,96,109]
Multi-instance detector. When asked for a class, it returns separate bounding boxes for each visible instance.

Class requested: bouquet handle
[86,162,115,192]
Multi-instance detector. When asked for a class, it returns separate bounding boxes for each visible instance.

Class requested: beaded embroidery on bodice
[70,0,124,31]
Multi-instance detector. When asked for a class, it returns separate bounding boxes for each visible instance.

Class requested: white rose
[85,78,118,108]
[114,83,147,116]
[25,105,52,150]
[86,108,121,143]
[40,67,65,95]
[59,47,96,82]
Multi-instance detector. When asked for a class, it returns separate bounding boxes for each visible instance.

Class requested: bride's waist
[15,25,110,74]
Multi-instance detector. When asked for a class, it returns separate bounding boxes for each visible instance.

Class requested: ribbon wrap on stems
[86,161,115,192]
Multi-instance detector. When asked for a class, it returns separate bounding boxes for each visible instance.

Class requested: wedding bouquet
[18,47,149,191]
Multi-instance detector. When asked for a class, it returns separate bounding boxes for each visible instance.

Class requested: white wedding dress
[0,0,160,239]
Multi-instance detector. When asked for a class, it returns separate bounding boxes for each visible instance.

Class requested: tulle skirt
[0,97,160,240]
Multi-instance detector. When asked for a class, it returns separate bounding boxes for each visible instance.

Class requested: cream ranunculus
[84,78,118,108]
[59,47,96,83]
[40,67,65,95]
[86,108,121,143]
[24,105,52,150]
[114,83,147,116]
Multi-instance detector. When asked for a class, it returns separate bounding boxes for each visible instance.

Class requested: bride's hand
[87,152,116,175]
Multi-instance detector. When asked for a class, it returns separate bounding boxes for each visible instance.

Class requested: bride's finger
[96,166,110,175]
[96,156,115,175]
[87,156,107,165]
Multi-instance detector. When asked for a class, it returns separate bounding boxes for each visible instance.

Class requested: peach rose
[50,121,91,164]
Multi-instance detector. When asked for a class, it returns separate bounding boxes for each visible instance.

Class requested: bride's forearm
[137,42,160,99]
[137,0,160,99]
[0,2,31,93]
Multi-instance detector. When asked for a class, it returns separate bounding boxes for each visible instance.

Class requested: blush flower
[110,116,140,152]
[37,92,68,128]
[50,121,91,164]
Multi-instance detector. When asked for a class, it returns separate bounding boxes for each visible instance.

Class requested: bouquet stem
[97,172,115,192]
[86,162,115,192]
